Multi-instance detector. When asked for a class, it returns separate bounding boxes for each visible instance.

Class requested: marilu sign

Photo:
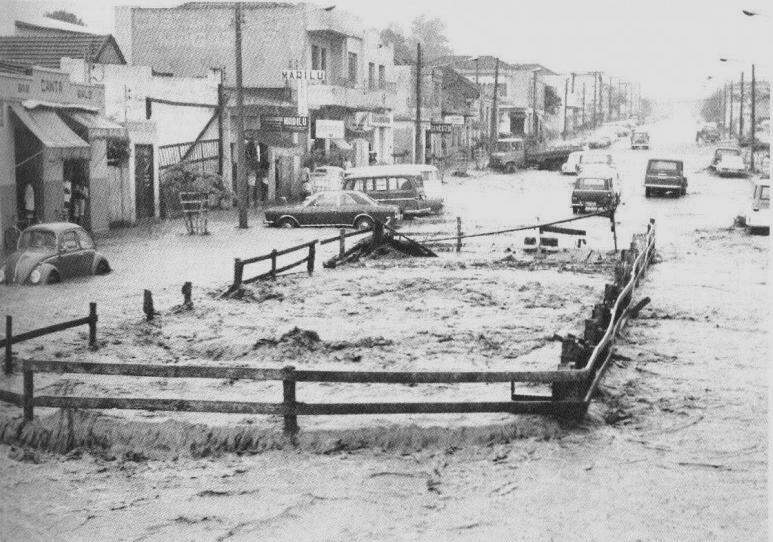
[282,70,326,81]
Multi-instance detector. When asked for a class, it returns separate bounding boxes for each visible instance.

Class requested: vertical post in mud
[456,217,462,253]
[610,208,618,252]
[23,365,33,421]
[307,242,315,276]
[270,250,277,280]
[282,365,298,437]
[233,258,243,289]
[4,315,12,375]
[373,220,384,245]
[339,229,346,258]
[88,303,97,349]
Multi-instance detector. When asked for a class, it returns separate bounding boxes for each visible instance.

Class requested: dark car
[264,190,400,229]
[644,159,687,198]
[1,223,111,285]
[571,168,621,214]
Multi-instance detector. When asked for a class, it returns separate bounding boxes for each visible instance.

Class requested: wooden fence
[1,222,656,436]
[1,303,97,375]
[230,226,375,290]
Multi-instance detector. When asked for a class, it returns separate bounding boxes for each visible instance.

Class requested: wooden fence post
[339,229,346,258]
[4,315,12,375]
[182,282,193,307]
[373,220,384,245]
[307,242,315,275]
[282,365,298,437]
[270,250,277,280]
[456,217,462,253]
[233,258,243,289]
[88,302,97,349]
[143,290,155,321]
[23,365,33,421]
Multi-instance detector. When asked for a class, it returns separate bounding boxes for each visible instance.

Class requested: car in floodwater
[343,164,443,216]
[571,166,621,214]
[561,151,582,175]
[745,181,770,234]
[264,190,400,229]
[644,158,687,197]
[714,154,748,177]
[577,151,614,174]
[0,223,111,285]
[630,130,650,150]
[709,147,742,171]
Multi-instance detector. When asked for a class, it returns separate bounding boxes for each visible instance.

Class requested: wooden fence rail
[1,303,97,375]
[1,221,656,438]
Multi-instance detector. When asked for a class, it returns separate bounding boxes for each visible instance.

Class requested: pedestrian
[301,167,312,200]
[23,182,35,226]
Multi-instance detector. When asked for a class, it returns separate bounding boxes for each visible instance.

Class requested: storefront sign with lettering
[282,70,326,81]
[261,115,309,132]
[430,122,453,134]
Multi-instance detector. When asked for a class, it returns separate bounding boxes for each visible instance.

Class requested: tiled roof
[0,34,125,69]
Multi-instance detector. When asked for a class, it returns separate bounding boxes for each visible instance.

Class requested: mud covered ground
[0,114,768,540]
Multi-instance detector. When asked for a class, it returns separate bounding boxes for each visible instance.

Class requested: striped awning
[9,103,91,160]
[63,110,126,140]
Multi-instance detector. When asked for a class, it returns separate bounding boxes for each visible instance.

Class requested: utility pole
[475,57,482,145]
[739,70,745,140]
[490,57,499,153]
[531,70,538,137]
[234,2,248,228]
[729,80,734,136]
[607,77,613,122]
[581,82,586,128]
[722,83,727,133]
[570,72,576,133]
[750,63,756,171]
[597,73,603,123]
[592,72,598,128]
[562,76,568,139]
[414,43,422,164]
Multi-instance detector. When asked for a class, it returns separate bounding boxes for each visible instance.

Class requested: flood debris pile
[324,225,436,268]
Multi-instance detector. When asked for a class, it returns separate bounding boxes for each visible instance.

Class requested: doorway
[134,144,154,220]
[64,159,90,227]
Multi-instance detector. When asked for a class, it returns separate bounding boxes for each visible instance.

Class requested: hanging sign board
[443,115,465,125]
[315,119,345,139]
[261,115,309,132]
[430,121,453,134]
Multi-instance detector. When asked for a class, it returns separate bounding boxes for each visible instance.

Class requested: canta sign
[261,115,309,132]
[282,70,326,81]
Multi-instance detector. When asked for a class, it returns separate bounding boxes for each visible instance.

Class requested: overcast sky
[7,0,772,103]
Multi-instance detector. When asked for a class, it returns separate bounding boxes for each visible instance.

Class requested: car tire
[680,187,687,197]
[354,215,375,230]
[504,162,517,174]
[46,270,61,284]
[277,217,297,229]
[95,259,111,275]
[645,187,651,198]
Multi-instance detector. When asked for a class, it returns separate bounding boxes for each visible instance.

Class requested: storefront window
[348,52,358,83]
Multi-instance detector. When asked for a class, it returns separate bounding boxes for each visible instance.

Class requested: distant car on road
[577,151,614,174]
[644,159,687,198]
[697,123,721,144]
[715,154,747,177]
[744,180,770,234]
[561,151,582,175]
[1,223,111,285]
[264,190,399,229]
[571,167,621,214]
[587,135,612,149]
[631,130,650,150]
[709,147,742,171]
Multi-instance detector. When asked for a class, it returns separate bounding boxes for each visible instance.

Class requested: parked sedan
[745,180,770,234]
[715,154,747,177]
[264,190,400,229]
[561,151,582,175]
[1,223,111,285]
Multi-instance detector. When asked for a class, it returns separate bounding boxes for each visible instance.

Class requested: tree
[700,89,724,125]
[46,10,85,26]
[379,15,453,64]
[544,85,561,115]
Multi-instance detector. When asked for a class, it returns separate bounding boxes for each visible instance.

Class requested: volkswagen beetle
[1,223,111,285]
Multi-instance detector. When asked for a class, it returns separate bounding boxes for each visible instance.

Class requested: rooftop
[0,33,125,69]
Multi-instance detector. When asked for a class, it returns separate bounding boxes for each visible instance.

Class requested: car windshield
[759,186,770,200]
[18,230,56,250]
[582,154,610,164]
[717,149,741,158]
[348,192,377,205]
[649,160,679,173]
[634,133,648,140]
[576,178,608,189]
[496,142,517,152]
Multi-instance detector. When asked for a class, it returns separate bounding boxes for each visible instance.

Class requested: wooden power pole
[414,43,422,164]
[750,64,756,171]
[490,57,499,153]
[234,2,248,228]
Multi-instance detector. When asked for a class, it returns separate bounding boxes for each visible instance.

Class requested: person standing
[23,183,36,226]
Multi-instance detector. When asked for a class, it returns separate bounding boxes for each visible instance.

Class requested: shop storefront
[1,66,123,244]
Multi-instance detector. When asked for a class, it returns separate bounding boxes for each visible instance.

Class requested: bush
[160,164,232,217]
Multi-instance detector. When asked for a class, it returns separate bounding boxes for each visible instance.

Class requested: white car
[715,155,747,177]
[309,166,345,192]
[577,151,614,174]
[745,181,770,234]
[561,151,582,175]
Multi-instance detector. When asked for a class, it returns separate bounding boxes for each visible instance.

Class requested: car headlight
[29,267,42,284]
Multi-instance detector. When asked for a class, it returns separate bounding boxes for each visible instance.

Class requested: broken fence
[2,219,656,433]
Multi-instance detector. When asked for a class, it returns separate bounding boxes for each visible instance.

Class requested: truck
[489,137,583,173]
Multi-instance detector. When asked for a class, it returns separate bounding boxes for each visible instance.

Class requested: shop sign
[346,112,374,133]
[443,115,465,125]
[315,119,345,139]
[430,121,452,134]
[261,114,309,132]
[370,113,392,127]
[282,69,326,81]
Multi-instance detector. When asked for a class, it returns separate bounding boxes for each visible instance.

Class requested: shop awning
[9,103,90,160]
[332,139,353,151]
[63,110,126,140]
